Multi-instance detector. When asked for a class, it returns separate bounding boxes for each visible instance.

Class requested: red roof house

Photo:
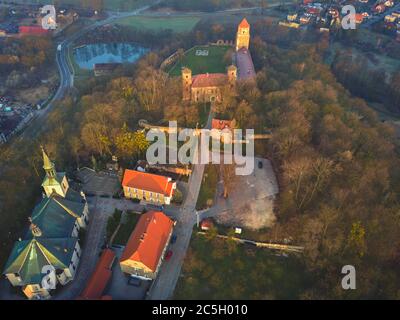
[200,219,214,231]
[120,211,174,279]
[19,26,49,35]
[212,119,234,130]
[78,249,115,300]
[122,169,176,205]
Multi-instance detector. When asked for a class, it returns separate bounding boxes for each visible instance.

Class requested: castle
[182,18,256,103]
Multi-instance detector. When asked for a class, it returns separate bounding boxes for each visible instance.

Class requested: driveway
[105,246,151,300]
[55,197,111,299]
[146,107,213,300]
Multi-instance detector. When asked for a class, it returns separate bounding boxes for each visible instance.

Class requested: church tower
[41,146,69,198]
[182,67,192,101]
[236,18,250,51]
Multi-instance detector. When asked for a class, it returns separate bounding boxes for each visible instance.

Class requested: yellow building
[122,169,176,205]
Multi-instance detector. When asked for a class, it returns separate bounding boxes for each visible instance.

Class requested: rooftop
[122,169,174,197]
[120,211,174,272]
[78,249,116,300]
[191,73,228,88]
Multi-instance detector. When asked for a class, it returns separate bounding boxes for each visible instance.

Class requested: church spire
[41,146,56,179]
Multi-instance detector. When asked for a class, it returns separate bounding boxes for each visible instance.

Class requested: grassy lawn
[116,16,200,33]
[174,232,313,299]
[168,45,232,77]
[113,211,141,245]
[196,164,219,210]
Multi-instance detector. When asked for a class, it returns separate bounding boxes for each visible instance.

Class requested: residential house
[119,211,174,280]
[122,169,176,205]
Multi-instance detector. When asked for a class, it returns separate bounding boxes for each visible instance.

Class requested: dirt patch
[214,158,279,230]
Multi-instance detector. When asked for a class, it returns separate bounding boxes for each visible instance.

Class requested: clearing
[168,45,232,77]
[174,233,312,299]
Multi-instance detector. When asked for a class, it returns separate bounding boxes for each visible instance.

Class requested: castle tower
[41,146,69,198]
[227,65,237,88]
[182,67,192,101]
[236,18,250,51]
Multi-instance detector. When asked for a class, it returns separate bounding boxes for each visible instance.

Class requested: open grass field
[196,164,219,210]
[174,233,313,299]
[168,45,232,77]
[116,15,200,33]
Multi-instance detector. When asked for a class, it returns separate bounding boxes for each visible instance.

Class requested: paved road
[147,108,214,300]
[55,197,108,299]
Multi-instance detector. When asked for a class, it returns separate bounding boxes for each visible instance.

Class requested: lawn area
[174,232,313,299]
[115,16,200,33]
[168,45,232,77]
[196,164,219,210]
[112,211,141,246]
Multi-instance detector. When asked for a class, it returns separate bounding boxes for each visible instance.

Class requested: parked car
[128,276,142,287]
[165,250,173,261]
[170,234,177,244]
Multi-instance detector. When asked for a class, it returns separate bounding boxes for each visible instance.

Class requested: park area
[168,45,232,76]
[115,15,200,33]
[174,232,313,300]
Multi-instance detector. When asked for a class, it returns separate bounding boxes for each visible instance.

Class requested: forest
[0,18,399,299]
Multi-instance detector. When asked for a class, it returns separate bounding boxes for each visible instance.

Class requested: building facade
[122,169,176,205]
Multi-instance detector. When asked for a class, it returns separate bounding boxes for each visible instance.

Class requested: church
[182,18,256,103]
[2,147,89,300]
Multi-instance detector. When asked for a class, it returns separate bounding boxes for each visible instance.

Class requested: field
[174,233,313,299]
[168,45,232,77]
[196,164,219,210]
[115,15,200,33]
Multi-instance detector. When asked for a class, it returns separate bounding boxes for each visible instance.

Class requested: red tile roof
[212,119,233,130]
[191,73,227,88]
[201,219,214,230]
[19,26,49,35]
[120,211,174,272]
[78,249,115,300]
[239,18,250,29]
[122,170,175,197]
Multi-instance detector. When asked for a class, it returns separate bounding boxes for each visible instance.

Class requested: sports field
[168,45,232,77]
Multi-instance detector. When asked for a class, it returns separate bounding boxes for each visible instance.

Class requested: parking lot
[76,167,121,196]
[104,246,151,300]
